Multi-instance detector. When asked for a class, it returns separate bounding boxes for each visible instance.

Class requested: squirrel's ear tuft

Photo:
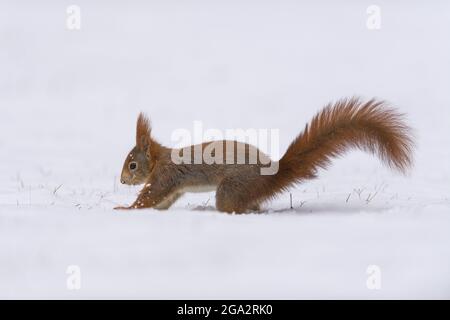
[136,112,151,151]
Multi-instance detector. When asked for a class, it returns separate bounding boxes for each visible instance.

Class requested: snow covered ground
[1,1,449,299]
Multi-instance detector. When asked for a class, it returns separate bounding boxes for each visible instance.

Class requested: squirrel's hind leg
[215,177,261,214]
[247,202,261,212]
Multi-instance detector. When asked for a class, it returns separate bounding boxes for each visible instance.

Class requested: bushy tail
[271,97,414,193]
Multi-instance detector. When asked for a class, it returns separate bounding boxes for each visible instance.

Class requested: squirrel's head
[120,113,153,185]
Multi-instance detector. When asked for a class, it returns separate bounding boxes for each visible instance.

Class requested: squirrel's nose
[120,180,125,184]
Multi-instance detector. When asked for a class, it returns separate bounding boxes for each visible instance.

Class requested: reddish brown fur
[116,97,414,213]
[136,113,151,149]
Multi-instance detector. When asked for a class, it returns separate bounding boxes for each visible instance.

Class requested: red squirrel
[115,97,414,213]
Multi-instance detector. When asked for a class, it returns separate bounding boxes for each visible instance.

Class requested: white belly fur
[180,185,217,194]
[154,184,217,209]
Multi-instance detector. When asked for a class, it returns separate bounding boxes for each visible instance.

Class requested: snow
[1,1,449,299]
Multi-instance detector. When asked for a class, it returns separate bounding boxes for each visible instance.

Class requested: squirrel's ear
[136,112,151,151]
[145,147,151,160]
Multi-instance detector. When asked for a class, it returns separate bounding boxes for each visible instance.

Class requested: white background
[0,0,449,298]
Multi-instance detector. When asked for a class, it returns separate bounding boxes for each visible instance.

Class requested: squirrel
[115,97,414,213]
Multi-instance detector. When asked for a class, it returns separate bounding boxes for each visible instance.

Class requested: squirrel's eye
[129,162,137,171]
